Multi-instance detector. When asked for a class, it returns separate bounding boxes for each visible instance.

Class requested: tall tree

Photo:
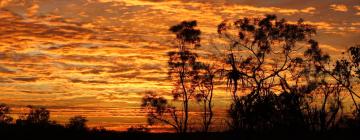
[142,21,202,133]
[193,63,216,132]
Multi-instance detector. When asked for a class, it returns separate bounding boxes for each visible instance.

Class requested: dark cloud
[12,77,39,82]
[140,63,162,70]
[81,69,103,74]
[110,71,141,79]
[0,66,16,73]
[69,78,109,84]
[0,77,13,83]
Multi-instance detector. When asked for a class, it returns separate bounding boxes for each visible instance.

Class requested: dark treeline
[1,14,360,140]
[0,104,358,140]
[0,104,107,140]
[0,104,186,140]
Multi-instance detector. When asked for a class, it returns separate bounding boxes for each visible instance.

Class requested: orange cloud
[355,5,360,15]
[330,4,348,12]
[27,4,39,17]
[0,0,12,8]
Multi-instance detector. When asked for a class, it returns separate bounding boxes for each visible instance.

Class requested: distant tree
[127,125,150,133]
[16,105,50,126]
[66,115,88,130]
[25,105,50,124]
[0,103,13,124]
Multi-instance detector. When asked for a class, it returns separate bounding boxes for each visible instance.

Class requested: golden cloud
[0,0,12,8]
[330,4,348,12]
[27,4,39,17]
[355,5,360,15]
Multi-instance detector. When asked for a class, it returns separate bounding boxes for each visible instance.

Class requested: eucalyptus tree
[193,63,216,132]
[216,15,316,130]
[216,15,360,131]
[142,21,202,133]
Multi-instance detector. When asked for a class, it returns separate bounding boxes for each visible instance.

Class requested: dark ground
[1,125,359,140]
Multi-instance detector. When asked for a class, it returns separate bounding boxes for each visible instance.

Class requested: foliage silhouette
[193,63,216,132]
[15,105,54,127]
[66,115,88,131]
[216,15,317,131]
[0,103,13,124]
[142,20,217,133]
[215,15,360,133]
[139,15,360,136]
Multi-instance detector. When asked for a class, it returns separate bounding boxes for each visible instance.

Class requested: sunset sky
[0,0,359,131]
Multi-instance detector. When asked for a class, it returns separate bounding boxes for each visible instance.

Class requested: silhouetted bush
[127,125,150,133]
[0,103,13,125]
[66,115,88,131]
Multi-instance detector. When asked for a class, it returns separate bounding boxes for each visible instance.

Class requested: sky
[0,0,359,131]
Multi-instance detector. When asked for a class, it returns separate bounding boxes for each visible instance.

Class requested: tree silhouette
[25,105,50,124]
[167,20,201,133]
[217,15,315,100]
[140,15,359,134]
[0,103,13,124]
[66,115,88,130]
[16,105,51,126]
[127,125,150,133]
[349,45,360,79]
[141,91,181,132]
[214,15,360,132]
[216,15,316,130]
[300,42,360,131]
[193,63,216,132]
[299,39,339,131]
[142,21,203,133]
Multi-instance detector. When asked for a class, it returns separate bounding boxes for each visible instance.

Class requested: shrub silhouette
[66,115,88,130]
[16,105,52,127]
[127,125,150,133]
[0,103,13,124]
